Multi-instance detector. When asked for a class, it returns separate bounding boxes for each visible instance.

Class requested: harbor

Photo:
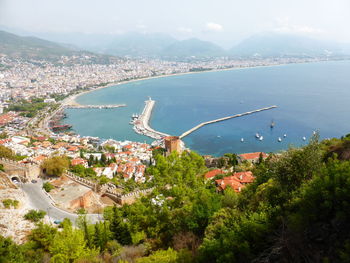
[179,106,278,139]
[132,97,278,143]
[132,98,170,140]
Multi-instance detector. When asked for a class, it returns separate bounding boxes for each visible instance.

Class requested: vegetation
[7,98,49,118]
[0,145,16,160]
[42,182,54,192]
[41,155,70,177]
[2,136,350,262]
[2,199,19,209]
[24,210,46,222]
[0,132,8,139]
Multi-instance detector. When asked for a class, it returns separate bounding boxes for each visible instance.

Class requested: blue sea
[63,60,350,156]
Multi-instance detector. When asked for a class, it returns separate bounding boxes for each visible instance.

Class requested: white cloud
[205,22,223,32]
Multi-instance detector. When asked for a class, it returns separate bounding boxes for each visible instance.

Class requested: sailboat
[270,120,275,128]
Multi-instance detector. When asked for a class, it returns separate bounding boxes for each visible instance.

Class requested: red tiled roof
[233,171,254,184]
[204,169,224,179]
[215,171,255,192]
[239,152,268,160]
[71,158,87,166]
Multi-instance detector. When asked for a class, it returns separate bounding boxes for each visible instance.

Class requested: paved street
[20,179,102,224]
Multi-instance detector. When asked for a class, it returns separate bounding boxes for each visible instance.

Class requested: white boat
[255,133,260,138]
[302,136,306,141]
[278,137,282,142]
[259,136,264,141]
[283,134,287,138]
[217,135,221,138]
[240,138,244,142]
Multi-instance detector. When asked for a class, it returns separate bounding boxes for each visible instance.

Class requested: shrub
[2,199,19,209]
[43,182,54,192]
[24,209,46,222]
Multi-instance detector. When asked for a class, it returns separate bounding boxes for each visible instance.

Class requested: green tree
[49,221,98,262]
[109,206,132,246]
[24,210,46,222]
[101,153,107,165]
[0,145,16,160]
[41,156,69,177]
[93,221,111,252]
[42,182,54,192]
[136,248,190,263]
[28,222,57,251]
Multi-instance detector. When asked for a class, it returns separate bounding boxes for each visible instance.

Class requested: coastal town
[0,54,335,244]
[0,53,284,242]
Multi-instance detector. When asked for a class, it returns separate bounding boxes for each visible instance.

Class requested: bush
[43,182,54,192]
[2,199,19,209]
[24,209,46,222]
[41,156,69,177]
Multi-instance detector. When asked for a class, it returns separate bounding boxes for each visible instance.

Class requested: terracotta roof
[204,169,224,179]
[71,158,87,166]
[233,171,254,184]
[239,152,268,160]
[215,171,255,192]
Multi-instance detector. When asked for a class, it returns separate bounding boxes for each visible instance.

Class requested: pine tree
[110,206,132,245]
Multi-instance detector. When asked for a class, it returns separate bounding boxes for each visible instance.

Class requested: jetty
[65,104,126,109]
[179,105,277,139]
[133,98,170,140]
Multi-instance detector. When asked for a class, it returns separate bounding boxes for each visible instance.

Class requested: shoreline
[65,59,331,106]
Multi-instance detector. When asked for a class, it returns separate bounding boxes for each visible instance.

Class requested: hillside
[0,30,81,60]
[104,32,177,57]
[0,30,119,63]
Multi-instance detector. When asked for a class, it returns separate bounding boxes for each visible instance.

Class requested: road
[20,179,102,224]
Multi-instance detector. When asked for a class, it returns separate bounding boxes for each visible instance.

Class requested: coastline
[65,60,324,106]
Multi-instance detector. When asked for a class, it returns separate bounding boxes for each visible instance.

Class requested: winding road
[20,179,102,224]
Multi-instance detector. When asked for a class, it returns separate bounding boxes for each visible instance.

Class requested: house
[216,176,244,192]
[215,171,255,193]
[102,167,114,179]
[33,155,47,164]
[204,169,224,180]
[93,167,104,177]
[71,158,88,168]
[233,171,254,184]
[239,152,268,164]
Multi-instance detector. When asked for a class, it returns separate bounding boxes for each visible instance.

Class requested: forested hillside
[1,135,350,262]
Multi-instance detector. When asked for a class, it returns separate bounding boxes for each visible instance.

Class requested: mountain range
[0,28,349,60]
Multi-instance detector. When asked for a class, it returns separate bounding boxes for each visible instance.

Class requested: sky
[1,0,349,48]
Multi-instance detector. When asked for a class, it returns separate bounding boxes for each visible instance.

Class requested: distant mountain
[0,30,82,60]
[103,32,177,57]
[0,30,120,63]
[230,32,350,57]
[161,38,226,58]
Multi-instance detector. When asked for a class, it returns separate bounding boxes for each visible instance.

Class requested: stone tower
[164,136,182,155]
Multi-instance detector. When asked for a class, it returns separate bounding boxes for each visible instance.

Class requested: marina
[132,98,170,140]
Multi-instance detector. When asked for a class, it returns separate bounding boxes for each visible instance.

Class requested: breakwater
[179,106,278,139]
[133,98,170,140]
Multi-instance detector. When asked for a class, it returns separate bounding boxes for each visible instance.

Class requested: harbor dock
[65,104,126,109]
[179,105,277,139]
[133,98,170,140]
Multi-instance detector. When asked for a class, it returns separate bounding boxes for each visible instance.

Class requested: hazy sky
[1,0,349,47]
